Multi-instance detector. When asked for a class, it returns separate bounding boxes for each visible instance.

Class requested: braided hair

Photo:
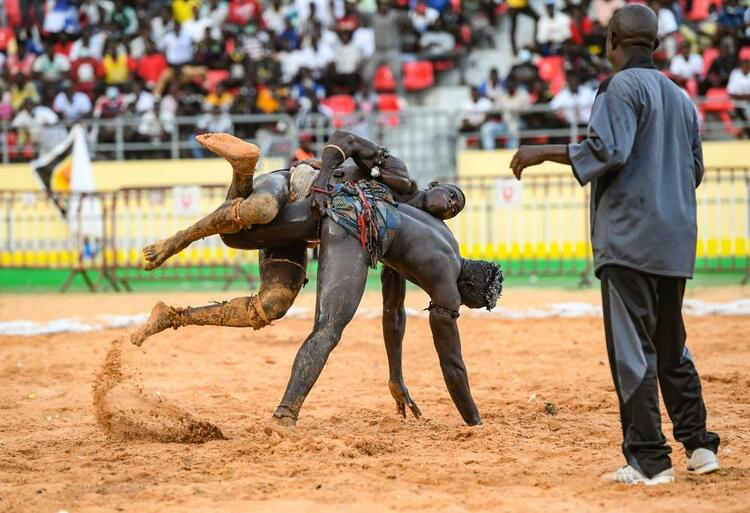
[457,259,504,310]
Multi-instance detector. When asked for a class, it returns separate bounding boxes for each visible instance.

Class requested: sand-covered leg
[142,198,244,270]
[133,248,307,346]
[143,174,289,271]
[130,296,268,347]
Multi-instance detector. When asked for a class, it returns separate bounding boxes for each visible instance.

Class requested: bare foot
[142,236,182,271]
[263,415,297,437]
[130,301,177,346]
[196,133,260,175]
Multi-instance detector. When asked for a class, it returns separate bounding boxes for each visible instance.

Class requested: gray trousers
[600,265,720,477]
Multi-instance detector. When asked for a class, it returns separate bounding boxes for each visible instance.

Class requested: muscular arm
[429,309,481,425]
[310,130,415,215]
[381,266,421,418]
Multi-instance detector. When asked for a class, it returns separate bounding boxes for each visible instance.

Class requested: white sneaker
[604,465,675,485]
[687,448,720,475]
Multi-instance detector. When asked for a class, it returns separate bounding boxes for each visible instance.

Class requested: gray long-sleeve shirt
[568,57,704,278]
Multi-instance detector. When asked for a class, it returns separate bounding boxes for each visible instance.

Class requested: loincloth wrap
[324,179,399,269]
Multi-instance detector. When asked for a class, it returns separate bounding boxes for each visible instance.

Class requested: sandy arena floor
[0,288,748,513]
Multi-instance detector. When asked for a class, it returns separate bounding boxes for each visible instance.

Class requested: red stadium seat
[700,88,741,136]
[322,95,357,128]
[205,69,230,93]
[686,0,710,21]
[374,65,396,92]
[739,46,750,61]
[377,94,401,127]
[702,48,719,78]
[403,61,434,91]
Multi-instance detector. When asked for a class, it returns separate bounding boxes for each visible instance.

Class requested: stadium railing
[445,167,750,284]
[2,167,747,291]
[0,186,257,292]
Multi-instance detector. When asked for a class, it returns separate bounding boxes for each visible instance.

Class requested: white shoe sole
[643,475,675,486]
[688,461,720,475]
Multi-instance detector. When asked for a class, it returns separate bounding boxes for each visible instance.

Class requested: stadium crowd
[0,0,748,160]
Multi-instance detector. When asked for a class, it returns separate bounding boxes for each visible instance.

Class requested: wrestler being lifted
[142,130,465,271]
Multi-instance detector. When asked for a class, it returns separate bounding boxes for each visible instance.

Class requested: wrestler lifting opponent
[132,133,501,429]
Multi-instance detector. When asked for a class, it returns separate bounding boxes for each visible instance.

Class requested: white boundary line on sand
[1,299,748,337]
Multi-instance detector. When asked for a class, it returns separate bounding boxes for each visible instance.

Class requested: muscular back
[381,204,462,301]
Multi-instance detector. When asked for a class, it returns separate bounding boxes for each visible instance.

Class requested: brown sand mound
[93,337,225,443]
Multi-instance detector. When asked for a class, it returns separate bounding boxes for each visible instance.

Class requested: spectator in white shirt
[263,0,289,35]
[127,81,156,114]
[459,87,494,132]
[669,43,704,83]
[537,0,571,56]
[69,29,103,61]
[481,78,531,149]
[160,21,194,66]
[13,99,68,155]
[727,59,750,136]
[151,5,174,45]
[52,83,93,121]
[32,44,71,85]
[327,31,362,93]
[550,74,596,126]
[479,68,505,103]
[294,0,333,31]
[410,0,440,33]
[201,0,229,28]
[352,23,375,59]
[296,34,335,77]
[649,0,678,58]
[183,5,217,42]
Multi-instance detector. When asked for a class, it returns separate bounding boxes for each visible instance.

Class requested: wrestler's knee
[238,193,280,226]
[258,283,301,321]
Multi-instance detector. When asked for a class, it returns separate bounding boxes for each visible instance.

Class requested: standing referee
[510,4,720,485]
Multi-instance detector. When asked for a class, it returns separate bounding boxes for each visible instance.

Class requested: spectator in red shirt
[137,41,169,90]
[54,32,74,58]
[5,45,36,78]
[569,5,594,47]
[70,47,104,98]
[227,0,262,26]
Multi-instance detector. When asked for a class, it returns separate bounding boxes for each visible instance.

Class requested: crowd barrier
[0,186,257,291]
[1,168,748,291]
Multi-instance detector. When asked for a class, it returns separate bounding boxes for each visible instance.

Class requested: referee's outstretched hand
[510,146,544,180]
